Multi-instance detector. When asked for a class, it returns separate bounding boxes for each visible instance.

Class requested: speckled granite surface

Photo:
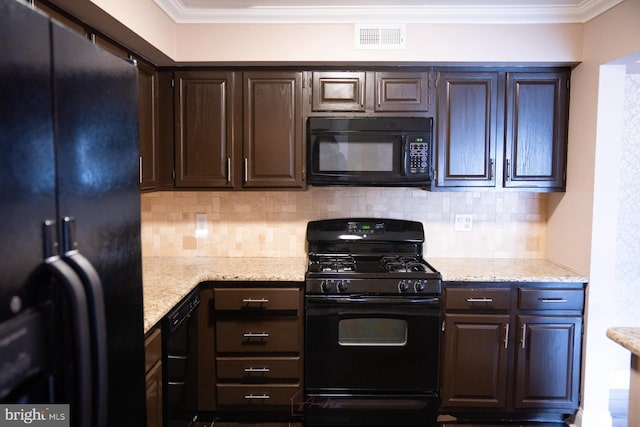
[142,257,307,333]
[430,257,588,283]
[608,327,640,357]
[142,256,588,334]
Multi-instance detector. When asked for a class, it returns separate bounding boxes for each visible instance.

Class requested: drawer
[216,318,300,353]
[217,356,301,381]
[144,328,162,373]
[445,288,511,310]
[216,384,300,407]
[518,288,584,310]
[215,288,300,312]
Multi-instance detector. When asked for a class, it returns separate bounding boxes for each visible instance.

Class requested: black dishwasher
[163,289,200,427]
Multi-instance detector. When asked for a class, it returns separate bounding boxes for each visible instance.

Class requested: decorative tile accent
[141,188,548,259]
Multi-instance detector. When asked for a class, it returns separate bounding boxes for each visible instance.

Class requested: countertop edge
[607,327,640,357]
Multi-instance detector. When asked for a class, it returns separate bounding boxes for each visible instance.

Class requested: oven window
[318,140,394,172]
[338,318,408,346]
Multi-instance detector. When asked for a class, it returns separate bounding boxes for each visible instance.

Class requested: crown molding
[152,0,624,24]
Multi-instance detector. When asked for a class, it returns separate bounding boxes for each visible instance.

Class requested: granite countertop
[142,256,307,333]
[141,256,588,334]
[607,327,640,357]
[429,257,588,283]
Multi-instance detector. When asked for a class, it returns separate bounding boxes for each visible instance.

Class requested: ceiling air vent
[355,24,406,49]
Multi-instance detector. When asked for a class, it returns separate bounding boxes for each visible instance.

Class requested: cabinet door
[243,71,304,188]
[138,61,159,191]
[504,71,568,190]
[435,72,499,188]
[374,71,430,112]
[514,315,582,410]
[311,71,366,112]
[441,313,510,408]
[145,361,163,427]
[174,71,235,188]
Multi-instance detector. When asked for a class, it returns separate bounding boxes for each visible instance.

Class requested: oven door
[304,295,440,393]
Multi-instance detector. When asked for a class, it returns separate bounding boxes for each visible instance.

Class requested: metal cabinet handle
[539,298,568,303]
[244,367,270,373]
[521,324,527,349]
[242,298,269,304]
[377,81,381,107]
[226,158,231,183]
[244,157,248,183]
[139,156,143,184]
[506,158,511,180]
[490,158,494,180]
[243,332,270,338]
[466,298,494,303]
[244,394,270,400]
[504,323,510,349]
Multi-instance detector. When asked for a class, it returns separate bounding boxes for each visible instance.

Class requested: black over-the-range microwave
[307,117,433,187]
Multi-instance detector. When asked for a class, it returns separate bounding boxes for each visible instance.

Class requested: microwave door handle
[402,135,410,176]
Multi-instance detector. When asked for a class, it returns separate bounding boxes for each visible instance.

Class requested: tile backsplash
[141,188,547,259]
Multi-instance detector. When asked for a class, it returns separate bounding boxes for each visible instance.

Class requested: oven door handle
[306,295,440,305]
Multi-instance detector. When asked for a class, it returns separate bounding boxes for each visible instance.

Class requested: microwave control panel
[408,138,429,175]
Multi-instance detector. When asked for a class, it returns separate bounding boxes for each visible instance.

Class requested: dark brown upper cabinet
[310,70,431,114]
[435,71,499,188]
[311,71,366,112]
[137,60,160,191]
[504,71,569,190]
[242,71,304,189]
[374,71,430,112]
[174,71,235,188]
[434,68,569,192]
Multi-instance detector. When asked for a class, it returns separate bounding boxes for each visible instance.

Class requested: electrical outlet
[454,214,473,232]
[196,213,208,237]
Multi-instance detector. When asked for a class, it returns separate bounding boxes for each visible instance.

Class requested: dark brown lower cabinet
[440,283,584,422]
[198,283,304,425]
[145,327,163,427]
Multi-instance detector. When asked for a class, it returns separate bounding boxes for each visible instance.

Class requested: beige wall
[91,0,583,63]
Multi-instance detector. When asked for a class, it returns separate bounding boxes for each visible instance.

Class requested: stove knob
[320,280,331,293]
[415,280,426,292]
[399,280,410,293]
[337,280,349,293]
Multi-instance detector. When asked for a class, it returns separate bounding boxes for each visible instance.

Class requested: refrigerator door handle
[61,217,108,427]
[44,256,92,427]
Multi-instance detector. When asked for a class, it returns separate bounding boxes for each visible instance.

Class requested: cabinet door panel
[175,71,234,188]
[441,313,509,408]
[505,71,568,190]
[138,61,159,191]
[375,72,429,112]
[312,71,366,112]
[243,72,303,188]
[435,72,498,187]
[216,318,300,353]
[515,315,581,409]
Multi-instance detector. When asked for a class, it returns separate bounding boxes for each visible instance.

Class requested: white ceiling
[153,0,624,24]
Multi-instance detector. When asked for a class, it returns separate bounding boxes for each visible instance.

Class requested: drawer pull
[539,298,568,303]
[242,298,269,304]
[466,298,494,303]
[243,332,270,338]
[244,367,270,373]
[244,393,270,400]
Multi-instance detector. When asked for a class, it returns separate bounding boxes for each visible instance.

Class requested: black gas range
[305,217,442,296]
[303,218,442,427]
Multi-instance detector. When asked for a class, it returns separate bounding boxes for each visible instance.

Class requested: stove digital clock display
[347,222,385,234]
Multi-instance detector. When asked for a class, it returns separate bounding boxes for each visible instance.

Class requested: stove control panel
[307,278,441,295]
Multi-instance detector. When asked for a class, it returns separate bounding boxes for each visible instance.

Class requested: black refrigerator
[0,1,146,426]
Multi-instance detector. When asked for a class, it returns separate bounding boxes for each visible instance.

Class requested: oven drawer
[445,288,511,310]
[518,288,584,311]
[216,384,300,407]
[216,318,300,353]
[217,356,301,381]
[214,288,300,312]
